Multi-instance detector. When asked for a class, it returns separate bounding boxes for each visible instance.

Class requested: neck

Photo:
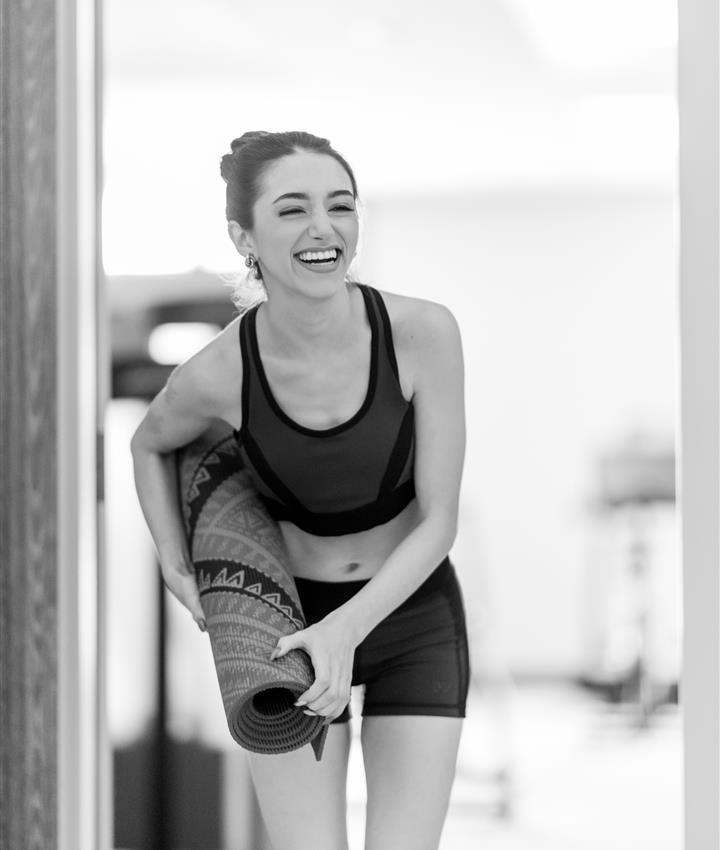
[258,281,360,354]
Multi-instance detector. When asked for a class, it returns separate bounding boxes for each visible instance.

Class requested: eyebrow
[272,190,354,204]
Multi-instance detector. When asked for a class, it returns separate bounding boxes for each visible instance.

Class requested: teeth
[297,249,338,262]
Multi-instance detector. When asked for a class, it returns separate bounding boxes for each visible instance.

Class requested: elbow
[443,515,459,554]
[130,427,176,461]
[130,426,150,458]
[420,509,458,557]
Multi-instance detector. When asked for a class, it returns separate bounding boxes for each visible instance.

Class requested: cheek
[341,216,360,242]
[257,229,294,262]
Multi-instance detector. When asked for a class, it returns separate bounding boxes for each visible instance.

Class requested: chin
[294,274,348,295]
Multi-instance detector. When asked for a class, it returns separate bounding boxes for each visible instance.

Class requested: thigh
[361,715,464,850]
[246,721,352,850]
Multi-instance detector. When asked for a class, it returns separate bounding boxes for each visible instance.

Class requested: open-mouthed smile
[294,247,342,272]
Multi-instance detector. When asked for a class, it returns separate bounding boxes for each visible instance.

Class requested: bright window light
[508,0,677,68]
[148,322,221,365]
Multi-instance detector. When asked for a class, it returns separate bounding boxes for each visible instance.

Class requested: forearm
[327,515,457,645]
[131,445,190,566]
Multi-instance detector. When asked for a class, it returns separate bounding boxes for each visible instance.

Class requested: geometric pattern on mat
[196,558,304,629]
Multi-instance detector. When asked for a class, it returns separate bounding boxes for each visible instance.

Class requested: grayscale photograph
[2,1,716,849]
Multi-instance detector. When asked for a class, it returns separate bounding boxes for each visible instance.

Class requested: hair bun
[230,131,269,154]
[221,132,270,182]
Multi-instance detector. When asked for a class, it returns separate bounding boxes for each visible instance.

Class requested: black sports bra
[233,284,416,536]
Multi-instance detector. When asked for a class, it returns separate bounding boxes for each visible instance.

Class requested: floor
[345,679,683,850]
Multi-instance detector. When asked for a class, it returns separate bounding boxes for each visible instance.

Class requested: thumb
[270,634,296,660]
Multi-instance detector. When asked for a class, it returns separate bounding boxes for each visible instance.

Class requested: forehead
[257,151,353,202]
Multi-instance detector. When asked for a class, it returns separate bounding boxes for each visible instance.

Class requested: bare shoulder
[374,287,461,352]
[164,314,243,416]
[372,287,461,397]
[130,315,244,453]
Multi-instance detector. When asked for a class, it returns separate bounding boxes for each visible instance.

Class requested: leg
[354,559,471,850]
[246,719,352,850]
[361,715,464,850]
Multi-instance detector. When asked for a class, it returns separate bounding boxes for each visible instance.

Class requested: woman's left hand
[270,613,357,725]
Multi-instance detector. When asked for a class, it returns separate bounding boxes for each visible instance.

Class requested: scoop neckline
[247,284,379,437]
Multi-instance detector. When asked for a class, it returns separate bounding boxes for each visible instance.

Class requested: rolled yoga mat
[175,419,330,761]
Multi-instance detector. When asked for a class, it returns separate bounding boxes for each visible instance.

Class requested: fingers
[295,674,331,708]
[179,574,206,631]
[302,690,352,724]
[160,566,206,632]
[296,673,352,722]
[269,625,353,721]
[189,591,207,631]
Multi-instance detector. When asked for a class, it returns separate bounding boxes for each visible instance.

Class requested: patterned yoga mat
[175,419,329,761]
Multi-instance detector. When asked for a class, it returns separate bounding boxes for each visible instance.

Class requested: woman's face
[242,151,359,297]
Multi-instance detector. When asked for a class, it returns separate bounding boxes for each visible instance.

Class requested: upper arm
[130,346,232,454]
[408,301,466,539]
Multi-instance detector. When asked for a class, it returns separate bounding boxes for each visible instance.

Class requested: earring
[245,253,262,284]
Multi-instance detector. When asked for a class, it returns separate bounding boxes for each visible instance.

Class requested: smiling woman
[220,130,363,307]
[229,152,358,292]
[129,128,469,850]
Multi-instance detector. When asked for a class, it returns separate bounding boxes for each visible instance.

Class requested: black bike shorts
[293,556,471,723]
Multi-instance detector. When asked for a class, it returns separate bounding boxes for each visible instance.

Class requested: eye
[330,204,355,212]
[278,207,305,216]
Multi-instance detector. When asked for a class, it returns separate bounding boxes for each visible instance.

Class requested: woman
[130,130,469,850]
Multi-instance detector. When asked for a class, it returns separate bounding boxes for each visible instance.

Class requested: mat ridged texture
[175,420,329,761]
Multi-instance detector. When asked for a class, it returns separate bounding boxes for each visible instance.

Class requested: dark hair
[219,130,360,230]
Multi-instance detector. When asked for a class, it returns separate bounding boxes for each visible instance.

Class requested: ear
[227,220,255,258]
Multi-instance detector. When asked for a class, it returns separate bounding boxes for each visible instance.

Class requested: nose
[307,206,334,240]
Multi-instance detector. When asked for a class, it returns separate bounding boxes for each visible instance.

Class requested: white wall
[357,189,678,676]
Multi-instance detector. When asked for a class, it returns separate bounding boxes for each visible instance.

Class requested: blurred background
[104,1,682,848]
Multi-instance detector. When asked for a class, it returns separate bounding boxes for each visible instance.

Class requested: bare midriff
[280,498,421,582]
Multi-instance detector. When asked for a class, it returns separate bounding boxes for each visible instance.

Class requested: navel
[345,561,362,573]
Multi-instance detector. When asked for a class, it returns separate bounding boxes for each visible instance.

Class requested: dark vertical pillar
[0,0,59,847]
[0,0,102,847]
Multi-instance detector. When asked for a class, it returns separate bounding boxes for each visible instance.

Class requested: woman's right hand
[160,561,207,632]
